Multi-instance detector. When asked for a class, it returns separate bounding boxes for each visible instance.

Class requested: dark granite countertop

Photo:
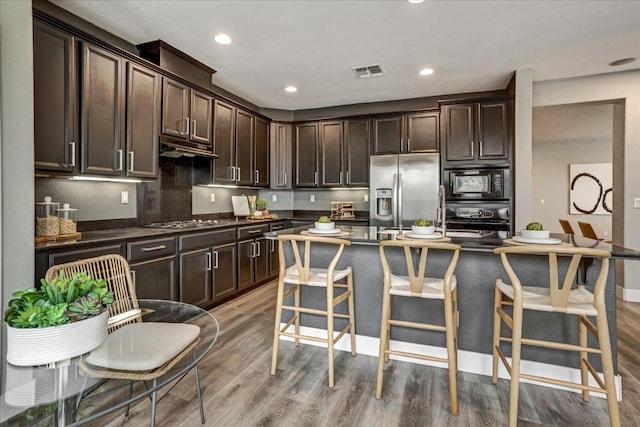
[266,225,640,259]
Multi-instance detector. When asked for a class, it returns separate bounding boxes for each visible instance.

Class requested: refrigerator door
[398,153,440,227]
[369,155,398,226]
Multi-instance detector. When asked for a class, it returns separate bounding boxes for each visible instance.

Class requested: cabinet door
[444,103,475,161]
[190,90,212,145]
[213,100,236,183]
[33,21,77,173]
[271,123,291,188]
[179,248,212,307]
[268,238,280,277]
[294,123,319,187]
[406,112,439,153]
[254,117,270,187]
[320,121,344,187]
[130,255,177,301]
[478,101,510,160]
[345,119,369,186]
[235,110,254,185]
[372,116,403,154]
[212,242,237,302]
[237,239,255,290]
[126,63,159,178]
[81,43,125,175]
[254,237,270,284]
[162,78,189,138]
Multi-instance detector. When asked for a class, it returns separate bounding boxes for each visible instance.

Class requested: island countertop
[266,225,640,259]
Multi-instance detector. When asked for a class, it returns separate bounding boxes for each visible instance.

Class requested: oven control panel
[455,207,495,219]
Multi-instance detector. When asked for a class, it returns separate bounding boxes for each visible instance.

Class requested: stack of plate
[307,228,342,235]
[512,236,562,245]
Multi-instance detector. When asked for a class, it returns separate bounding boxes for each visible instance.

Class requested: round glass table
[1,299,219,426]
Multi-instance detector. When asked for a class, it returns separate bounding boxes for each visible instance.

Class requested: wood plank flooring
[93,281,640,426]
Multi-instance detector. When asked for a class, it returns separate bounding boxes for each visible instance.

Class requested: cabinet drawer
[127,237,176,262]
[269,221,286,232]
[179,229,236,251]
[237,224,270,240]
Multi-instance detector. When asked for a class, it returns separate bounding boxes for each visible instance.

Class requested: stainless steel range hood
[159,138,218,159]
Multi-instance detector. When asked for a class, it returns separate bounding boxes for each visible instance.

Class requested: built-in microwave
[443,167,510,200]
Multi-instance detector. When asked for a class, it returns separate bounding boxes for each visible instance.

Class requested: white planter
[521,229,550,239]
[314,221,335,230]
[411,225,435,235]
[6,310,108,366]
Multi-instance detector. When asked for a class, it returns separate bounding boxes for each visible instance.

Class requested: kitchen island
[267,225,640,396]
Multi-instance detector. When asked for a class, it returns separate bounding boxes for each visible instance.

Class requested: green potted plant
[521,221,550,239]
[314,215,335,230]
[412,218,435,235]
[4,271,114,366]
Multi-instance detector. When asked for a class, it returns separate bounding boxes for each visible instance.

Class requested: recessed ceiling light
[285,86,297,93]
[419,68,434,76]
[214,33,231,45]
[408,0,425,4]
[608,57,635,66]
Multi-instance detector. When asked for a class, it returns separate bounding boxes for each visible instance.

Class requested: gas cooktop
[145,219,219,229]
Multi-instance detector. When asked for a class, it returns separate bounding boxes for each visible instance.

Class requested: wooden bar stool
[578,221,602,240]
[376,240,461,415]
[492,245,619,427]
[270,234,356,388]
[559,219,575,234]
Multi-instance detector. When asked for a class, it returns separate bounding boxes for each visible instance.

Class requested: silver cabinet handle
[69,141,76,167]
[230,166,236,181]
[314,171,318,185]
[284,172,287,186]
[255,170,259,184]
[213,250,219,269]
[185,117,190,137]
[206,252,212,271]
[470,141,474,157]
[128,151,134,172]
[236,167,241,182]
[141,245,167,252]
[256,241,261,257]
[117,149,123,171]
[250,242,256,258]
[270,239,275,252]
[346,171,350,185]
[479,141,483,157]
[339,171,343,184]
[400,138,403,152]
[131,270,136,288]
[248,229,261,234]
[192,119,197,138]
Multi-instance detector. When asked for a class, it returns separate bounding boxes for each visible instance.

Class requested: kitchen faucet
[437,184,446,235]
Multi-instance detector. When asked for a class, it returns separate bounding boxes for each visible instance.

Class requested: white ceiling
[50,0,640,111]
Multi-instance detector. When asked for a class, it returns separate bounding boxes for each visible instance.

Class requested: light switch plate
[635,197,640,208]
[271,194,277,202]
[310,194,315,202]
[210,192,215,203]
[121,191,129,204]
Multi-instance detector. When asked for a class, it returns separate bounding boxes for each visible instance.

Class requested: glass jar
[57,203,78,235]
[35,196,60,237]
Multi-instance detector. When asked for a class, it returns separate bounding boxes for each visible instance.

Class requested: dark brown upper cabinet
[319,119,369,188]
[254,117,270,187]
[81,42,125,175]
[213,100,269,187]
[442,99,512,164]
[294,123,319,187]
[270,123,292,189]
[126,63,160,178]
[161,77,212,148]
[372,112,439,155]
[33,20,77,174]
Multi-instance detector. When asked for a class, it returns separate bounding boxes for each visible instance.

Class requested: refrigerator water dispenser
[375,188,393,217]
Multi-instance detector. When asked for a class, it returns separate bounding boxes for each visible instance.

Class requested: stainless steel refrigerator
[369,153,440,227]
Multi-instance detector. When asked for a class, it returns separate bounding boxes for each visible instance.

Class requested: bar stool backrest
[494,246,610,312]
[277,234,351,284]
[558,219,575,234]
[379,240,460,296]
[577,221,600,240]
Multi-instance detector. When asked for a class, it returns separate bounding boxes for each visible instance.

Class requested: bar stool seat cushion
[283,266,352,287]
[496,280,597,316]
[389,274,457,299]
[85,322,201,371]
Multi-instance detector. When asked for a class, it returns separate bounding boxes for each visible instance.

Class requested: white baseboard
[279,324,622,401]
[619,285,640,302]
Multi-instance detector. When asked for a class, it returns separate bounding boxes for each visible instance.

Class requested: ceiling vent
[352,63,385,79]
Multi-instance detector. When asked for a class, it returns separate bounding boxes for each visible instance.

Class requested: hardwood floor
[94,281,640,426]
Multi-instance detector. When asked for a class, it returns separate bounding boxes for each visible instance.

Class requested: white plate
[405,232,445,240]
[513,236,562,245]
[307,228,342,235]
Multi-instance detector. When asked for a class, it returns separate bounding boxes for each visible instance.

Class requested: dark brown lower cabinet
[35,244,125,285]
[130,256,177,301]
[268,221,286,276]
[179,229,237,308]
[237,224,270,291]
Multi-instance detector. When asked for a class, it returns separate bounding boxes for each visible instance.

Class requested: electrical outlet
[210,192,215,203]
[271,194,277,202]
[310,194,315,202]
[121,191,129,204]
[540,198,545,204]
[364,194,369,202]
[635,197,640,208]
[603,230,608,237]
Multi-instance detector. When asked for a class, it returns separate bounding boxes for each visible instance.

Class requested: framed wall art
[569,163,612,215]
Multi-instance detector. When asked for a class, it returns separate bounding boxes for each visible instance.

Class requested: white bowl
[521,229,550,239]
[411,225,435,235]
[314,221,335,230]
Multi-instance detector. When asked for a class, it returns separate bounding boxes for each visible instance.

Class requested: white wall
[531,70,640,297]
[532,103,613,236]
